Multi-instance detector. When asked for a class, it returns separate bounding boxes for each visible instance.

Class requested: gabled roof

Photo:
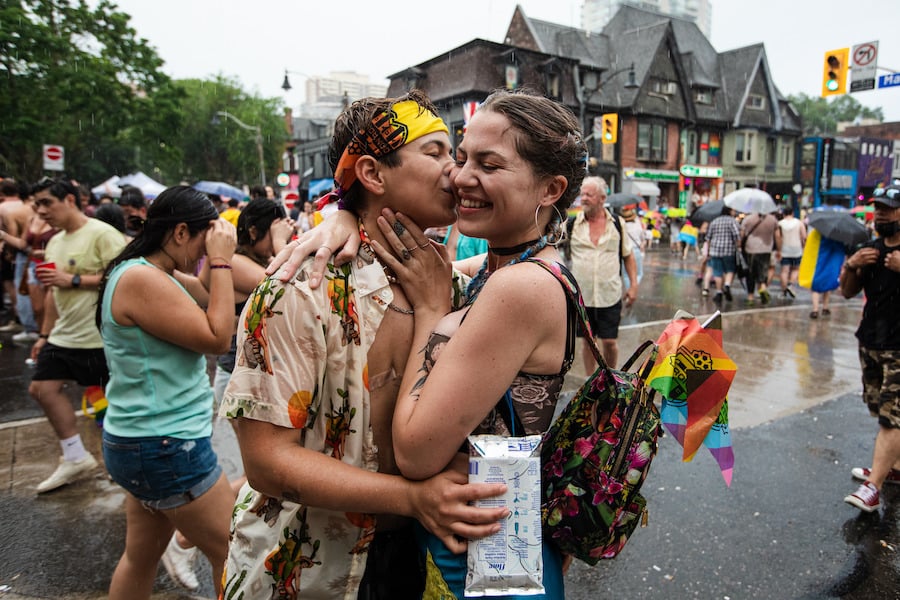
[719,44,783,130]
[509,9,609,70]
[601,20,669,108]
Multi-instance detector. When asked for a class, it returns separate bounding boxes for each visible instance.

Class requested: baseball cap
[869,185,900,208]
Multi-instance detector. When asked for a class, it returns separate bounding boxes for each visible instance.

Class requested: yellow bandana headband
[319,100,449,208]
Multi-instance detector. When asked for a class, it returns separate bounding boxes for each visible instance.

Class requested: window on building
[650,78,677,96]
[746,94,766,110]
[765,137,777,168]
[637,122,667,162]
[781,141,793,167]
[694,88,713,104]
[686,130,698,163]
[735,131,756,164]
[545,73,561,100]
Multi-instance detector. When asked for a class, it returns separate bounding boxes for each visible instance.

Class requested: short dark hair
[118,186,146,209]
[328,89,439,212]
[34,177,81,209]
[1,179,18,197]
[249,185,267,200]
[94,203,127,233]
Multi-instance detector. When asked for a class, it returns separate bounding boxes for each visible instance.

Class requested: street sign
[275,172,290,187]
[850,41,878,92]
[42,145,64,171]
[680,165,723,178]
[878,73,900,89]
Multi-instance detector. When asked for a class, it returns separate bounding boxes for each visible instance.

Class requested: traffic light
[601,113,618,144]
[822,48,849,96]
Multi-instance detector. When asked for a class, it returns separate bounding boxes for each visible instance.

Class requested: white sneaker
[161,534,199,591]
[36,454,99,493]
[12,330,39,344]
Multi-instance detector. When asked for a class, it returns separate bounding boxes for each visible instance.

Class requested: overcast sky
[105,0,899,121]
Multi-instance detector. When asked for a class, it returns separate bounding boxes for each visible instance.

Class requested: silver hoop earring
[538,204,567,247]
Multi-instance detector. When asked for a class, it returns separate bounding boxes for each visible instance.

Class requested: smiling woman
[381,89,588,598]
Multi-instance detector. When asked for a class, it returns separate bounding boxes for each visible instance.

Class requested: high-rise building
[299,71,388,119]
[581,0,712,37]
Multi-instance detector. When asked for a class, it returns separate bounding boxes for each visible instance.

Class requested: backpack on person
[506,259,662,565]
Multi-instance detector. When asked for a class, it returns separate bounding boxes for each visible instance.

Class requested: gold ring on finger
[417,242,430,249]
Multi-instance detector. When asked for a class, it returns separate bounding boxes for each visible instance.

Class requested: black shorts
[582,302,622,340]
[32,343,110,387]
[0,254,13,282]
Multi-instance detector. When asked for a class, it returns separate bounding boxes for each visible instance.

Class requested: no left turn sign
[853,43,877,67]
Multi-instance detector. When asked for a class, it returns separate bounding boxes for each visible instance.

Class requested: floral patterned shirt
[220,242,392,599]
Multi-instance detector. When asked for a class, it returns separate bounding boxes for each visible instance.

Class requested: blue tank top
[101,257,213,439]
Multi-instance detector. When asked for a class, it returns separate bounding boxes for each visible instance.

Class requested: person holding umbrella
[801,210,870,319]
[839,185,900,513]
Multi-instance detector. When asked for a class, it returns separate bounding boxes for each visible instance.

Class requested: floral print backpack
[524,259,662,565]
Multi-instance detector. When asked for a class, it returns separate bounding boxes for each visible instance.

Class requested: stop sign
[43,144,65,171]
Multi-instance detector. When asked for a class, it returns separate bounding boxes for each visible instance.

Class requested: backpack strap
[609,209,625,276]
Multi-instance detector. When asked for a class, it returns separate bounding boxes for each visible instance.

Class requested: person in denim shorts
[96,186,237,599]
[840,185,900,513]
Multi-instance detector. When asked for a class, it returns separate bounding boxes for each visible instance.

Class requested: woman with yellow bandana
[219,91,508,599]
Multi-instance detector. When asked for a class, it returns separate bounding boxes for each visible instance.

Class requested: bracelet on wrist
[209,263,232,270]
[38,334,49,339]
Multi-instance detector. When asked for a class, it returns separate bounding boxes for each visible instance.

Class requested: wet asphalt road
[0,248,897,599]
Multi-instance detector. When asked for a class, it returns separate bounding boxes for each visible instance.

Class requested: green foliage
[170,76,287,187]
[0,1,286,189]
[0,0,181,183]
[788,93,885,136]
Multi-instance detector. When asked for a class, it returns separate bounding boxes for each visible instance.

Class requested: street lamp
[211,110,266,186]
[281,69,312,93]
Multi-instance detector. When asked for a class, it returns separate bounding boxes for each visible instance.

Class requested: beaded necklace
[465,236,549,304]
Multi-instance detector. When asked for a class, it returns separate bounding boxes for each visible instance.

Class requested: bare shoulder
[478,260,568,314]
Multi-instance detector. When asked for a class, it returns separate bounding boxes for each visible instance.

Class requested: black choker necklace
[490,238,541,256]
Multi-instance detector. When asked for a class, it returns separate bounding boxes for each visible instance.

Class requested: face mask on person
[874,220,900,238]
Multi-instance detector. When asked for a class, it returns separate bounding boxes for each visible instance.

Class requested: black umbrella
[807,211,870,247]
[605,193,644,210]
[690,200,726,224]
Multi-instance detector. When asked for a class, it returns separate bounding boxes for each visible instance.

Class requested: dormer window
[650,78,677,96]
[747,94,766,110]
[693,88,713,105]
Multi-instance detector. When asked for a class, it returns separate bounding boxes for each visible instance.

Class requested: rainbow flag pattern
[647,311,736,486]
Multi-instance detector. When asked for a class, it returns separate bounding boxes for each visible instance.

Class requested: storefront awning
[623,180,661,197]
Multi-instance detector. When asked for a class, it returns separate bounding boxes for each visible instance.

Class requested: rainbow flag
[647,311,736,485]
[798,228,844,293]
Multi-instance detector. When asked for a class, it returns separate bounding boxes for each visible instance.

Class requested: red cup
[36,261,56,270]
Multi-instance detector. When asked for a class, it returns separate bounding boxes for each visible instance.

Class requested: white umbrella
[723,188,777,214]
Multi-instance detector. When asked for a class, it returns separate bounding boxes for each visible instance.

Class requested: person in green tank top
[95,186,237,600]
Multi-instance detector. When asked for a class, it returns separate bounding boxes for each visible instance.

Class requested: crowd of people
[1,87,898,598]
